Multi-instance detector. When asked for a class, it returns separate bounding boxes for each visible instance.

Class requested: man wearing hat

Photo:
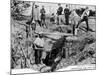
[76,7,90,31]
[64,4,71,25]
[34,32,45,65]
[57,3,63,25]
[34,5,40,20]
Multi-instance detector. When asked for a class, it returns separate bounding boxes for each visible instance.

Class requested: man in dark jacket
[57,3,63,25]
[64,4,71,25]
[40,6,47,28]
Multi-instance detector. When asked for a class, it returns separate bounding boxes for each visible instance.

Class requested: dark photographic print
[11,0,96,74]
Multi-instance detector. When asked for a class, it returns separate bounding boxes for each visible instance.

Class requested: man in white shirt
[33,5,40,21]
[32,5,41,27]
[34,33,45,64]
[76,7,90,31]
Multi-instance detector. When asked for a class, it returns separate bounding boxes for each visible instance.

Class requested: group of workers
[31,3,90,32]
[57,3,90,31]
[27,3,90,71]
[32,4,46,28]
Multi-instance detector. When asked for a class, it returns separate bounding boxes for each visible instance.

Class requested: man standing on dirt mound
[64,4,71,25]
[33,5,41,25]
[76,7,90,31]
[40,5,47,28]
[57,3,63,25]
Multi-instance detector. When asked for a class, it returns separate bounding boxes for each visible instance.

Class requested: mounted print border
[10,0,96,74]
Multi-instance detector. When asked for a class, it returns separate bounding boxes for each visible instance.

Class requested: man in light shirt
[76,7,90,31]
[34,33,45,65]
[33,5,40,21]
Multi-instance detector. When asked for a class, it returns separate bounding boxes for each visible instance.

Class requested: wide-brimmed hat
[38,31,44,34]
[35,5,39,7]
[35,31,44,35]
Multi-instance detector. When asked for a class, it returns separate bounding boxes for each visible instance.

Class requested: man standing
[40,6,46,28]
[76,7,90,31]
[33,5,40,22]
[57,3,63,25]
[33,5,41,26]
[64,4,71,25]
[34,33,45,65]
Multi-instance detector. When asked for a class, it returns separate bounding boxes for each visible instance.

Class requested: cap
[66,4,68,7]
[58,3,61,5]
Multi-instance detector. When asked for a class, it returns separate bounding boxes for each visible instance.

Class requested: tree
[11,0,31,20]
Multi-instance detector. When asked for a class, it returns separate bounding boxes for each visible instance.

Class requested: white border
[0,0,99,75]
